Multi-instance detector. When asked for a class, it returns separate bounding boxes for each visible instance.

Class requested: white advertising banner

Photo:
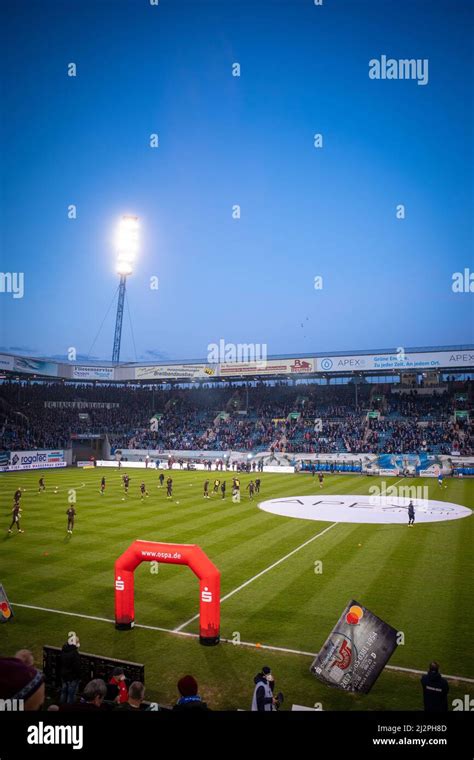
[2,450,66,472]
[72,366,115,380]
[316,350,474,373]
[112,448,242,460]
[219,358,315,377]
[135,364,217,380]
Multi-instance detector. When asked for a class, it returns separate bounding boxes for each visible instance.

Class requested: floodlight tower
[112,216,139,363]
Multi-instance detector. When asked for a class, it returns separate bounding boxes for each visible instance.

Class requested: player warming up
[140,482,149,500]
[232,477,241,503]
[122,474,130,495]
[408,501,415,526]
[318,472,324,489]
[8,503,24,534]
[212,478,220,496]
[100,476,106,495]
[247,481,255,500]
[38,477,45,492]
[203,479,210,499]
[166,477,173,499]
[158,472,165,488]
[67,505,76,534]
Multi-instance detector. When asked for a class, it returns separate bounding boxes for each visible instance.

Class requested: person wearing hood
[173,675,209,711]
[59,638,82,704]
[421,662,449,711]
[251,666,277,712]
[0,656,45,710]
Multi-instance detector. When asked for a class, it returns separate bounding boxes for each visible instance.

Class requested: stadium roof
[0,345,473,382]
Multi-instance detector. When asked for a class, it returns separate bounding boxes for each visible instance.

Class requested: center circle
[258,495,472,524]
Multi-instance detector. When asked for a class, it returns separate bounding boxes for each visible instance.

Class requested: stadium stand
[1,379,472,456]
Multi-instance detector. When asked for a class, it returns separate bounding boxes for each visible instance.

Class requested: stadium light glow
[112,215,140,363]
[115,215,139,275]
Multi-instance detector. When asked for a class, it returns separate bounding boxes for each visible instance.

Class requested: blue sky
[1,0,473,362]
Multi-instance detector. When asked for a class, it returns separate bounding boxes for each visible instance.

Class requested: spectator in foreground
[59,638,82,704]
[251,666,277,712]
[0,656,45,711]
[60,678,107,711]
[173,675,209,711]
[116,681,147,711]
[14,649,35,667]
[421,662,449,712]
[108,666,129,704]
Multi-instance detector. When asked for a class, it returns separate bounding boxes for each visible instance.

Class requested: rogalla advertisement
[310,600,398,693]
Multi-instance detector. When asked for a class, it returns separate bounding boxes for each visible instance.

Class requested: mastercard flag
[0,584,13,623]
[310,599,398,694]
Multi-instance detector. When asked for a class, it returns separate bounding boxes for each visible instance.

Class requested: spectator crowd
[0,379,472,455]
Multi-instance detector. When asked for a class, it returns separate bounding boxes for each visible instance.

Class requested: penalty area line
[173,521,339,632]
[10,602,474,685]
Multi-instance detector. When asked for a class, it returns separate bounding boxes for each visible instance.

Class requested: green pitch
[1,467,473,710]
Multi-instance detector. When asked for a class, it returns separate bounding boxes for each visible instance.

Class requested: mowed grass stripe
[1,469,472,680]
[202,513,473,677]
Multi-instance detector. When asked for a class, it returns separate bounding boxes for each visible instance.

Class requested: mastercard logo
[346,605,364,625]
[0,601,11,619]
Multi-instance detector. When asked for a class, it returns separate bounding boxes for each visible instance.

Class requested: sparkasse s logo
[27,722,83,750]
[115,577,125,591]
[201,587,212,602]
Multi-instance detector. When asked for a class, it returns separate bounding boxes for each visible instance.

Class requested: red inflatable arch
[115,540,220,645]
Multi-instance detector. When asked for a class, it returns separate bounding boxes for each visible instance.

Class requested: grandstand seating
[0,380,472,456]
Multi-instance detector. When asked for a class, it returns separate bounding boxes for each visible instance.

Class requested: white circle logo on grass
[259,495,472,524]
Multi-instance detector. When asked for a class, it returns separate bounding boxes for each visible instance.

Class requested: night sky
[1,0,472,362]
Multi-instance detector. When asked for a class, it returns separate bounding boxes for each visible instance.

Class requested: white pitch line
[173,476,429,634]
[11,602,199,640]
[173,522,339,632]
[217,637,474,683]
[12,603,113,625]
[382,663,474,683]
[0,482,88,493]
[390,478,405,488]
[11,602,474,684]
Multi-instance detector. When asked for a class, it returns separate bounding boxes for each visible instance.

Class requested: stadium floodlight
[112,216,139,363]
[115,216,139,275]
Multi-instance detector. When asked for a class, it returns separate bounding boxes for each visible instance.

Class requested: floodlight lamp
[115,215,139,275]
[116,260,133,276]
